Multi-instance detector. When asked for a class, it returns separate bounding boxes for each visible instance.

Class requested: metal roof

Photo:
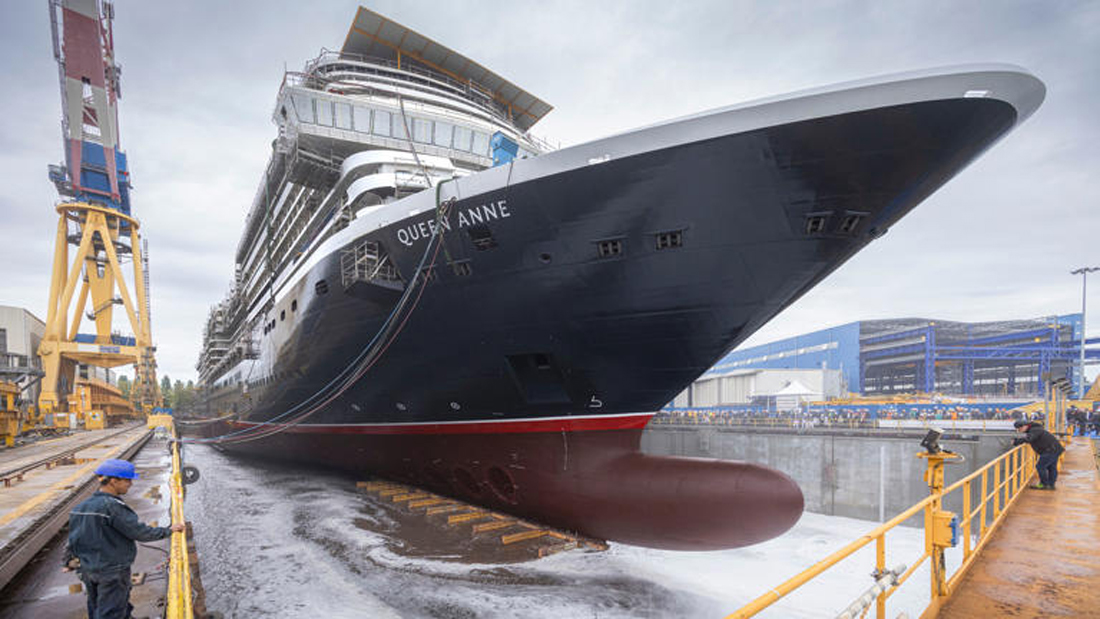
[340,7,552,132]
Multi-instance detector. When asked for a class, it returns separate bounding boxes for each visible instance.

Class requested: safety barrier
[652,416,1025,432]
[165,423,194,618]
[726,442,1036,619]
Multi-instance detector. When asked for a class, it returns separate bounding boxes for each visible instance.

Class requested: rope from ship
[182,186,456,445]
[396,92,435,189]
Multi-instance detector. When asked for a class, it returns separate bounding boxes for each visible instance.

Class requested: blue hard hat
[94,459,139,480]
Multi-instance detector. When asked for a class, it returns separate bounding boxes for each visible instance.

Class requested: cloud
[1,0,1096,384]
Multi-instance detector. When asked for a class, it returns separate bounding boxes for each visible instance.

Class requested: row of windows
[290,93,494,156]
[723,341,840,368]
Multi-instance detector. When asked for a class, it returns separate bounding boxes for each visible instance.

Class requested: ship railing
[306,49,487,103]
[724,443,1040,618]
[340,240,402,288]
[292,51,545,139]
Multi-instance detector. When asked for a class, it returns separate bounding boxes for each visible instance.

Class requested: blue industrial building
[709,314,1098,397]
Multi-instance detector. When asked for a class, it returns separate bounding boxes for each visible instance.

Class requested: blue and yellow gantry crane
[37,0,160,424]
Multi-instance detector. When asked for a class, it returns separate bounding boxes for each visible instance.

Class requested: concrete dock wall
[641,425,1015,525]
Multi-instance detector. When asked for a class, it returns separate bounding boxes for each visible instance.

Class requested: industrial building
[0,305,46,407]
[0,305,119,410]
[672,314,1095,408]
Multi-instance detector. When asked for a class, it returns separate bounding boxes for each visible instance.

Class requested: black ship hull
[197,82,1037,549]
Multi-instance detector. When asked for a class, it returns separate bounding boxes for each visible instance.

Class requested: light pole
[1071,266,1099,399]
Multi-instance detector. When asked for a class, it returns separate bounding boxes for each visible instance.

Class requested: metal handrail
[165,422,193,618]
[726,443,1036,619]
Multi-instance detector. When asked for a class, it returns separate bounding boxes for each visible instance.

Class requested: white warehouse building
[670,368,844,410]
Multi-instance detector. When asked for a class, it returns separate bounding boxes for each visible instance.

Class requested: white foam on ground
[185,445,969,618]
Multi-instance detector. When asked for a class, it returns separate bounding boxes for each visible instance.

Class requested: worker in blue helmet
[63,459,184,619]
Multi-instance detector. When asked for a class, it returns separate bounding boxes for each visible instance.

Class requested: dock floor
[938,439,1100,618]
[0,427,131,470]
[0,432,174,618]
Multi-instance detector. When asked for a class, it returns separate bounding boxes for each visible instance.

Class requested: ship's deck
[937,438,1100,617]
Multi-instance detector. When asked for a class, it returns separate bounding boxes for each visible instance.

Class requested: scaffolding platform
[938,439,1100,618]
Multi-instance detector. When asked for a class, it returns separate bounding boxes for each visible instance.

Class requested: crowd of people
[652,402,1092,430]
[1068,406,1100,436]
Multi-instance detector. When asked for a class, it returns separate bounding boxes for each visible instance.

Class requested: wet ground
[0,433,175,618]
[181,444,956,618]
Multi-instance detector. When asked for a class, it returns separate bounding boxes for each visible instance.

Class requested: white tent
[774,380,820,411]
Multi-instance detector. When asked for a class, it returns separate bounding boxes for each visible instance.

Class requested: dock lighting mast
[1072,266,1099,399]
[38,0,160,419]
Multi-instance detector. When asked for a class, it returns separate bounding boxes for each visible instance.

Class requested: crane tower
[38,0,160,420]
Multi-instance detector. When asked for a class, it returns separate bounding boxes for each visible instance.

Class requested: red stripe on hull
[230,413,654,435]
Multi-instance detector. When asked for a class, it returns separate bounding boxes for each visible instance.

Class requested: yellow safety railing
[165,423,194,618]
[726,443,1036,619]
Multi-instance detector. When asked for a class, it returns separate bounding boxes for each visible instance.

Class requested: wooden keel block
[472,519,517,533]
[408,498,449,508]
[447,511,489,524]
[501,529,549,545]
[424,504,466,515]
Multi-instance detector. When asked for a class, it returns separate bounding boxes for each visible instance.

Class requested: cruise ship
[194,7,1045,550]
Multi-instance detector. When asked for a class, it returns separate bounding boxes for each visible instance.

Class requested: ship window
[805,212,831,235]
[453,126,472,152]
[596,239,623,258]
[373,110,392,137]
[471,131,489,156]
[838,211,868,234]
[291,299,297,312]
[412,118,432,144]
[291,94,314,123]
[655,230,683,250]
[315,279,329,295]
[316,100,334,126]
[335,103,352,130]
[451,260,472,277]
[467,224,497,250]
[280,310,285,321]
[353,107,370,133]
[433,122,453,148]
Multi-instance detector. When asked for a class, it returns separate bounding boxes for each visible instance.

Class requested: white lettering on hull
[396,200,511,247]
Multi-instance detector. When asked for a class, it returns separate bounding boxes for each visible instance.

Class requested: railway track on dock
[0,425,142,487]
[0,426,153,592]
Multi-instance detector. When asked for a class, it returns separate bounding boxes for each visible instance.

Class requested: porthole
[280,310,285,321]
[291,299,297,312]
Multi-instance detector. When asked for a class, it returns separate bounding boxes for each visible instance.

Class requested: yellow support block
[501,529,549,545]
[425,504,466,515]
[472,519,518,533]
[447,511,489,524]
[392,492,432,503]
[408,497,449,509]
[377,488,408,497]
[357,481,398,491]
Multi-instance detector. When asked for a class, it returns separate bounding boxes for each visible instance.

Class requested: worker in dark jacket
[1012,420,1065,490]
[64,458,184,619]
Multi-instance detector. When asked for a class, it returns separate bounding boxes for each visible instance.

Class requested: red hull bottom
[202,419,804,550]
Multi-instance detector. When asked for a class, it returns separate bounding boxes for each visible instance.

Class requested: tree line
[116,375,198,411]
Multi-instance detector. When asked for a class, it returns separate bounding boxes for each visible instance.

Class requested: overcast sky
[1,1,1097,384]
